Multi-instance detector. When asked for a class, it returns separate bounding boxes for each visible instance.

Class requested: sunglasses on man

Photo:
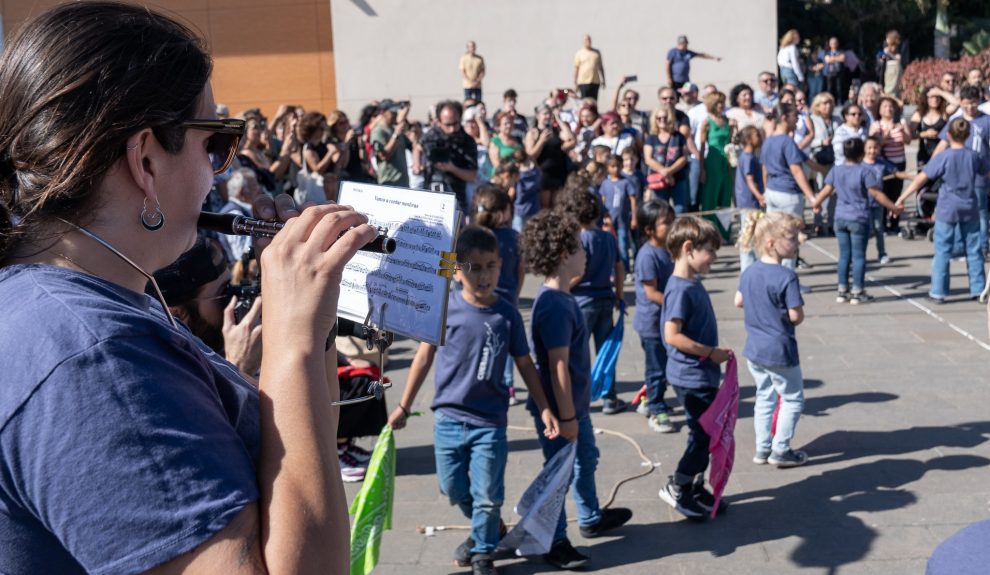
[181,118,246,174]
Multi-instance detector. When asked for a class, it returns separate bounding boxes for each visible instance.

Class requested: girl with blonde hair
[777,29,805,88]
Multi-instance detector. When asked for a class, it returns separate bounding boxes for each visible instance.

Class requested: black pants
[883,160,907,232]
[825,73,846,105]
[577,83,600,101]
[673,385,718,483]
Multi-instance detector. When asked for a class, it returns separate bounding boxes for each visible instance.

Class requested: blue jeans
[780,66,801,87]
[434,412,508,554]
[656,178,688,214]
[640,336,670,415]
[749,361,804,454]
[534,414,602,544]
[834,218,869,292]
[617,226,632,272]
[869,206,887,259]
[464,87,482,102]
[765,189,805,269]
[930,219,986,299]
[580,298,616,400]
[688,155,701,210]
[672,385,718,484]
[978,185,988,257]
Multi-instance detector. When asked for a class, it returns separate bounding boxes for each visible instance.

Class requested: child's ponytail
[736,209,764,251]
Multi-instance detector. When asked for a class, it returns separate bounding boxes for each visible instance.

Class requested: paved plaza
[345,219,990,574]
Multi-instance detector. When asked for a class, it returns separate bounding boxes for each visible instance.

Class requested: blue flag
[590,301,625,401]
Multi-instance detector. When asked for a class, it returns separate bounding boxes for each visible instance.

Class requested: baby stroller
[903,178,939,241]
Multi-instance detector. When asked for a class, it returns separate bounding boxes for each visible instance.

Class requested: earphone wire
[55,217,178,329]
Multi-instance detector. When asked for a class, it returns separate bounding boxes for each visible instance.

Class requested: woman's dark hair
[471,184,512,230]
[729,83,754,108]
[520,211,580,276]
[298,111,327,143]
[455,224,499,261]
[0,1,212,262]
[358,104,379,131]
[843,138,865,162]
[556,186,601,225]
[916,86,946,116]
[636,199,675,236]
[877,96,902,122]
[841,103,862,121]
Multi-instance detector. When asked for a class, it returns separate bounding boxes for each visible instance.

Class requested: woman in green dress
[698,90,736,237]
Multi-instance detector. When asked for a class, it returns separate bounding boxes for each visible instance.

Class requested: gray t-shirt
[432,290,529,427]
[0,265,259,575]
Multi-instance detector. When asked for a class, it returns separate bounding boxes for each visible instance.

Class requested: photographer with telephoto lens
[420,100,479,215]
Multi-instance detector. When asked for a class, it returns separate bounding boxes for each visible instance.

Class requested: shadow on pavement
[492,453,989,574]
[396,437,546,476]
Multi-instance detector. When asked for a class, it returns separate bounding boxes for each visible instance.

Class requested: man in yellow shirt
[574,34,606,101]
[460,40,486,102]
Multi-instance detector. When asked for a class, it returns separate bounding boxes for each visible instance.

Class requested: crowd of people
[4,1,990,572]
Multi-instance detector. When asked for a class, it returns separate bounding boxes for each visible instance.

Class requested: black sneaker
[470,553,497,575]
[544,539,589,570]
[454,521,509,566]
[578,507,633,538]
[658,477,707,521]
[691,480,728,515]
[453,537,474,567]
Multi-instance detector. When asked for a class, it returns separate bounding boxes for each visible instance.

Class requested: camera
[427,139,452,164]
[231,279,261,323]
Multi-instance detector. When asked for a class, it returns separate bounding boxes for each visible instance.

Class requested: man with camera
[421,100,478,213]
[371,99,412,188]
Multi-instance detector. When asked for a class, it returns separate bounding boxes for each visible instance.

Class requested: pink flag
[698,352,740,520]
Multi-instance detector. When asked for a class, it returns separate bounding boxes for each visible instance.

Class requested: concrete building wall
[1,0,338,119]
[331,0,778,119]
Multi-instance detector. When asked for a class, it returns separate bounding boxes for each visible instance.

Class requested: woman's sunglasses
[181,118,246,174]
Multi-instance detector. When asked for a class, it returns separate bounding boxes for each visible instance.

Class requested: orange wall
[1,0,337,119]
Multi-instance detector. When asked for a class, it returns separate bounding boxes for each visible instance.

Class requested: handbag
[647,171,673,191]
[293,144,327,205]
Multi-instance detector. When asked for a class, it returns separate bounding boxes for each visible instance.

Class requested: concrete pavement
[345,223,990,574]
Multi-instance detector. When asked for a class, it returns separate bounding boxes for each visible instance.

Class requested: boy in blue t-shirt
[519,211,632,570]
[599,155,637,272]
[897,117,990,303]
[657,216,732,521]
[632,200,677,433]
[558,187,627,415]
[862,136,909,264]
[388,226,559,573]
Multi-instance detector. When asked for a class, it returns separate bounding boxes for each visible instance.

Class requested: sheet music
[337,181,459,346]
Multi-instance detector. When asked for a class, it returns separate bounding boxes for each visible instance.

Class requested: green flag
[349,425,395,575]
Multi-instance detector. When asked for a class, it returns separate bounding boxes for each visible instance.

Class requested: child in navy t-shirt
[387,226,558,570]
[599,155,637,271]
[812,138,900,303]
[735,211,809,468]
[471,184,527,404]
[658,216,732,521]
[734,126,765,272]
[558,186,627,415]
[632,200,677,433]
[897,117,990,302]
[519,211,632,569]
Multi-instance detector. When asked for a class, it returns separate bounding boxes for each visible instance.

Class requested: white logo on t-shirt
[476,321,505,382]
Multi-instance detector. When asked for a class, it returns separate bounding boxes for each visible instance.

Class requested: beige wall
[1,0,338,119]
[330,0,777,120]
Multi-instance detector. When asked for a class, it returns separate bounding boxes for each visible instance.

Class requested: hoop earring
[140,198,165,231]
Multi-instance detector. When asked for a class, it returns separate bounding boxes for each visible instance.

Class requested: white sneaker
[879,255,891,265]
